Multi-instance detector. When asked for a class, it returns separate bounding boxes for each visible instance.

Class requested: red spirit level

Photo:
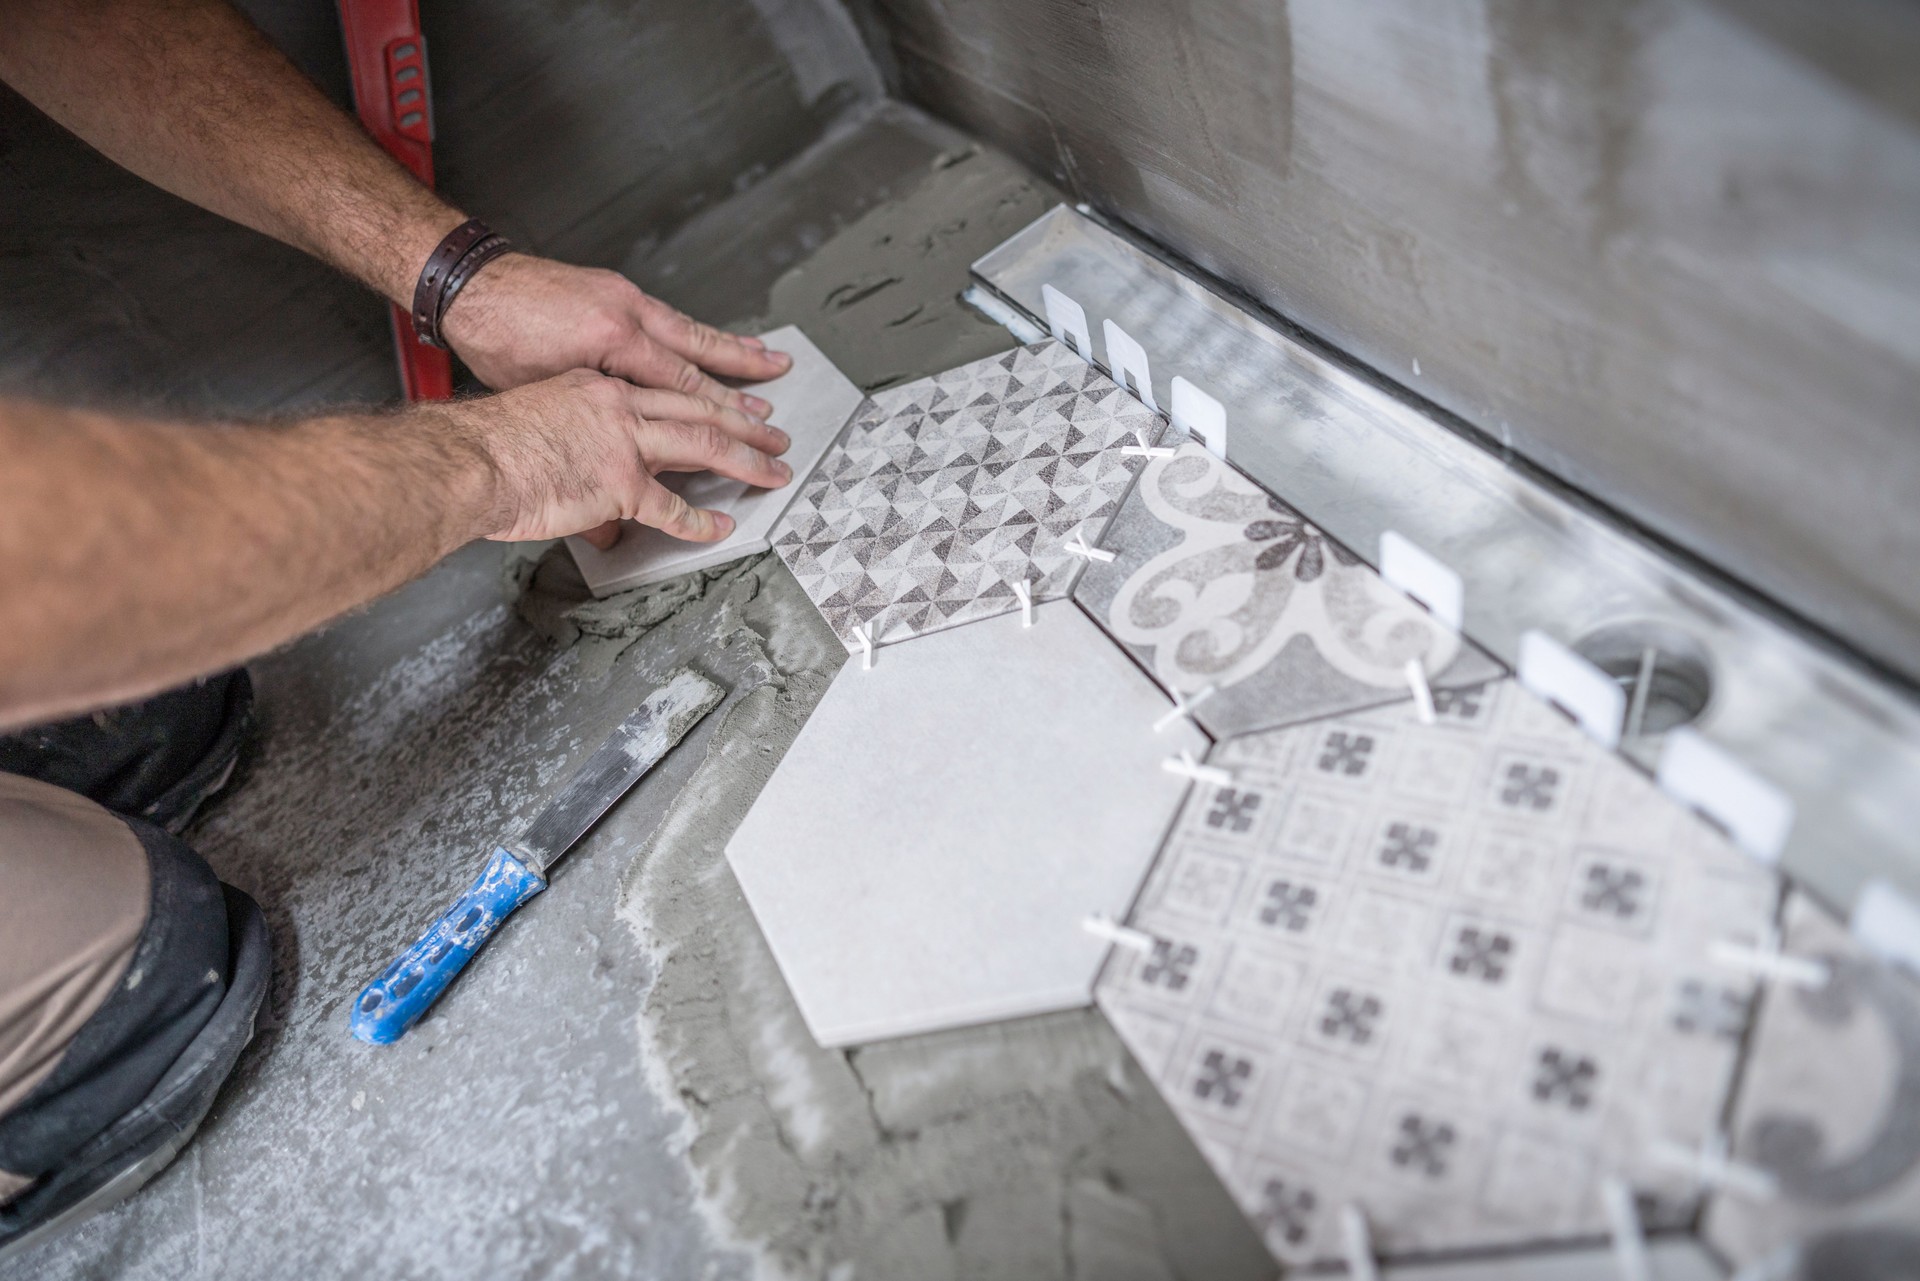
[338,0,451,401]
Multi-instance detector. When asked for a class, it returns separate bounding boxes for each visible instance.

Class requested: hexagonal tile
[771,339,1158,653]
[1072,440,1505,737]
[1096,677,1780,1264]
[726,601,1205,1046]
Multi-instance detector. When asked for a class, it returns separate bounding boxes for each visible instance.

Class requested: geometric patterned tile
[1073,441,1506,736]
[1095,678,1781,1266]
[1704,889,1920,1270]
[772,339,1158,652]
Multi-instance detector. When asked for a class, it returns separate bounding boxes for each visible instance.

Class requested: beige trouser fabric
[0,774,149,1201]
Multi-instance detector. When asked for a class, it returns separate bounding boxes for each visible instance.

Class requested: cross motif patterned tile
[771,339,1158,652]
[1093,678,1780,1265]
[1072,441,1506,736]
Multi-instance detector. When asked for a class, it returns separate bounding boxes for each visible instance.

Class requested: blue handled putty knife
[350,668,725,1044]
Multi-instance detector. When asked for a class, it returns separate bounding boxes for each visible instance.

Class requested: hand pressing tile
[1074,441,1504,737]
[567,325,863,596]
[726,602,1205,1047]
[1093,678,1779,1266]
[772,339,1159,652]
[1704,889,1920,1270]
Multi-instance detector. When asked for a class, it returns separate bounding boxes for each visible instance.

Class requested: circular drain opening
[1573,621,1714,737]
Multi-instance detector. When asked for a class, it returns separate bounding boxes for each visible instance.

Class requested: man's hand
[449,370,793,545]
[0,1,791,436]
[442,255,793,418]
[0,371,794,726]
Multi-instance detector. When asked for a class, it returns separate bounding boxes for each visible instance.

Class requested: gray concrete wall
[865,0,1920,686]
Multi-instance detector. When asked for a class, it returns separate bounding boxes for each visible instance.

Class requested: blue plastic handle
[350,847,546,1044]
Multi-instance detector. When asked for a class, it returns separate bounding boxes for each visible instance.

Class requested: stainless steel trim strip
[973,205,1920,915]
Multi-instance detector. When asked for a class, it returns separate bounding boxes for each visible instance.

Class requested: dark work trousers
[0,674,253,1209]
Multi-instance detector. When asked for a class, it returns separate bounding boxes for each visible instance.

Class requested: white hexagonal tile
[726,601,1205,1047]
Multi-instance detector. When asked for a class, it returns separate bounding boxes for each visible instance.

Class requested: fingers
[636,415,793,491]
[638,297,791,384]
[604,333,773,423]
[629,473,734,543]
[579,520,622,551]
[629,389,789,456]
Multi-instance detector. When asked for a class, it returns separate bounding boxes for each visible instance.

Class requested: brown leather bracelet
[411,217,512,348]
[431,232,513,345]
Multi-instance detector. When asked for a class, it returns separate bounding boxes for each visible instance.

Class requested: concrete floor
[0,101,1273,1280]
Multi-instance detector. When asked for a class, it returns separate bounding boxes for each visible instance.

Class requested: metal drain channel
[970,205,1920,917]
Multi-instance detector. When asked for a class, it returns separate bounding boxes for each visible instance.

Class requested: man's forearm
[0,398,495,729]
[0,0,460,304]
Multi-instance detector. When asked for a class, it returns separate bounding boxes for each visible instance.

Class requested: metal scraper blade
[513,669,724,874]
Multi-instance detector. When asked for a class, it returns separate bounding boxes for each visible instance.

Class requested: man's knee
[0,774,230,1198]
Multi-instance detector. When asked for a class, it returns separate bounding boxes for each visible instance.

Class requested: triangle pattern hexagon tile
[1093,677,1781,1267]
[772,339,1160,652]
[1074,440,1506,738]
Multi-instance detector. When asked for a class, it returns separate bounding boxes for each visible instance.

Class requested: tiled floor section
[772,339,1158,652]
[1074,441,1503,738]
[726,602,1204,1047]
[1096,678,1779,1265]
[1705,890,1920,1268]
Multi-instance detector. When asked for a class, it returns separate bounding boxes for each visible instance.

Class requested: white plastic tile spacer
[853,621,875,671]
[1338,1205,1380,1281]
[1405,658,1436,724]
[1647,1134,1778,1201]
[961,284,1046,344]
[1710,927,1829,989]
[1170,376,1227,459]
[1013,579,1034,629]
[1162,751,1233,787]
[1851,878,1920,976]
[1063,526,1117,563]
[1378,530,1464,632]
[1656,727,1795,865]
[1519,630,1626,749]
[1153,685,1217,733]
[1101,319,1159,412]
[1121,428,1176,459]
[1599,1177,1652,1281]
[1041,283,1093,363]
[1081,912,1156,954]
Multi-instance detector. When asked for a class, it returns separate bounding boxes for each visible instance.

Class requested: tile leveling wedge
[350,669,725,1044]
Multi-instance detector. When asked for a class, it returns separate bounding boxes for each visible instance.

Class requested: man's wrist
[377,207,470,309]
[406,400,511,545]
[411,219,515,349]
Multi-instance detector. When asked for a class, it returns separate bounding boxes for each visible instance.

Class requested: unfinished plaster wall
[863,0,1920,686]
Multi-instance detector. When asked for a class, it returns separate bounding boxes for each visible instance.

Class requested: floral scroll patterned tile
[1704,890,1920,1272]
[1073,441,1504,738]
[772,339,1159,653]
[1093,678,1780,1266]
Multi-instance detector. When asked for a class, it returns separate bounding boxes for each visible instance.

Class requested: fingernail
[712,512,735,535]
[771,427,791,451]
[740,335,766,350]
[745,394,773,416]
[771,351,793,370]
[775,460,793,482]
